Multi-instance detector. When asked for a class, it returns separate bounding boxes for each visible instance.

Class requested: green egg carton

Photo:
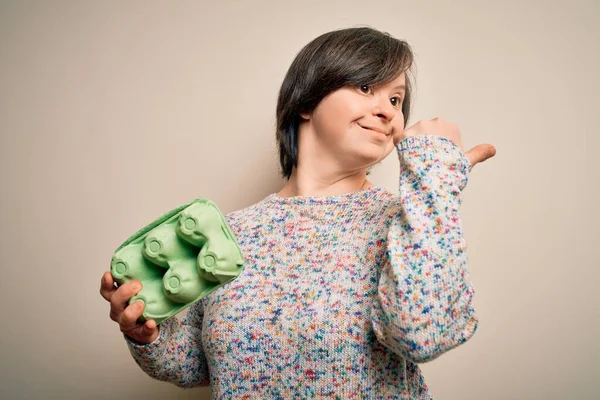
[110,198,244,325]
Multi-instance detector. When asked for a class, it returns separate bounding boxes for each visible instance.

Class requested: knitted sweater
[124,135,478,399]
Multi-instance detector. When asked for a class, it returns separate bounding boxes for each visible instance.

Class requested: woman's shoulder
[224,193,276,228]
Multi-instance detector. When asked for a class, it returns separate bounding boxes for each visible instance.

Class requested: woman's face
[299,72,406,171]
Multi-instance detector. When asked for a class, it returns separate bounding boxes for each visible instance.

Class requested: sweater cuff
[396,134,472,174]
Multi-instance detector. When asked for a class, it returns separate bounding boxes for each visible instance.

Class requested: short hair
[275,26,416,180]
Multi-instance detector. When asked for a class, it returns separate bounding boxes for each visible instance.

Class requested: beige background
[1,0,598,399]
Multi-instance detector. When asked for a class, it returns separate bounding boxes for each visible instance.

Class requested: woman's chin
[345,150,387,170]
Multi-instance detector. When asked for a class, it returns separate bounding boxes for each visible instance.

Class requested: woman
[100,26,496,398]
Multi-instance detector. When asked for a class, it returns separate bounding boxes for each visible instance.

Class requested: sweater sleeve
[371,134,478,364]
[123,299,210,388]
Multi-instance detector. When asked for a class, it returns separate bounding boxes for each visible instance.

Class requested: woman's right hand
[100,271,159,345]
[394,117,496,170]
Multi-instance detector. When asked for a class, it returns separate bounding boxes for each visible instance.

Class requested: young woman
[100,26,496,398]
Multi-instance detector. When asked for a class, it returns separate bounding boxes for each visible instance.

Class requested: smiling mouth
[359,125,390,136]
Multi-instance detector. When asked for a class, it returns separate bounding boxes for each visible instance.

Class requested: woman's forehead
[378,73,407,91]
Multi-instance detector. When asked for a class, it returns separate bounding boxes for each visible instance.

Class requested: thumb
[465,143,496,170]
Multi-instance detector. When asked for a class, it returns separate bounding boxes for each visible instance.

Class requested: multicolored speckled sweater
[124,135,478,399]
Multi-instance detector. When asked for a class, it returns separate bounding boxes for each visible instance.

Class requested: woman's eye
[359,85,371,94]
[390,96,403,108]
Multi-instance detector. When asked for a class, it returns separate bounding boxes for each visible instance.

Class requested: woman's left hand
[394,117,496,170]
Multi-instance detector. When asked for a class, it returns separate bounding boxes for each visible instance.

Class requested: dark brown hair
[275,26,416,180]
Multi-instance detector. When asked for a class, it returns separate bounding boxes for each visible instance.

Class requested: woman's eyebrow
[392,84,406,92]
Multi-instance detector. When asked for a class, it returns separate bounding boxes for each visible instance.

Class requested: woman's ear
[299,111,311,120]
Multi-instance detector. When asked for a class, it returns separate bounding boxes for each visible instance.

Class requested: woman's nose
[373,97,396,121]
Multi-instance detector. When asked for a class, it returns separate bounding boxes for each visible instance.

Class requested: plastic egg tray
[110,198,244,324]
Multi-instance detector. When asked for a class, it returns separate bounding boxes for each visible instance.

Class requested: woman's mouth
[359,124,390,137]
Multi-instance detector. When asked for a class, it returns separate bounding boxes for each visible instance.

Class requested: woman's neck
[277,169,374,198]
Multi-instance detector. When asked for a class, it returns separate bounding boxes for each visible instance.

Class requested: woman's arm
[371,134,478,363]
[124,299,210,388]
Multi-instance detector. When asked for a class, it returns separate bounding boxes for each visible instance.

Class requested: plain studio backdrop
[0,1,598,399]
